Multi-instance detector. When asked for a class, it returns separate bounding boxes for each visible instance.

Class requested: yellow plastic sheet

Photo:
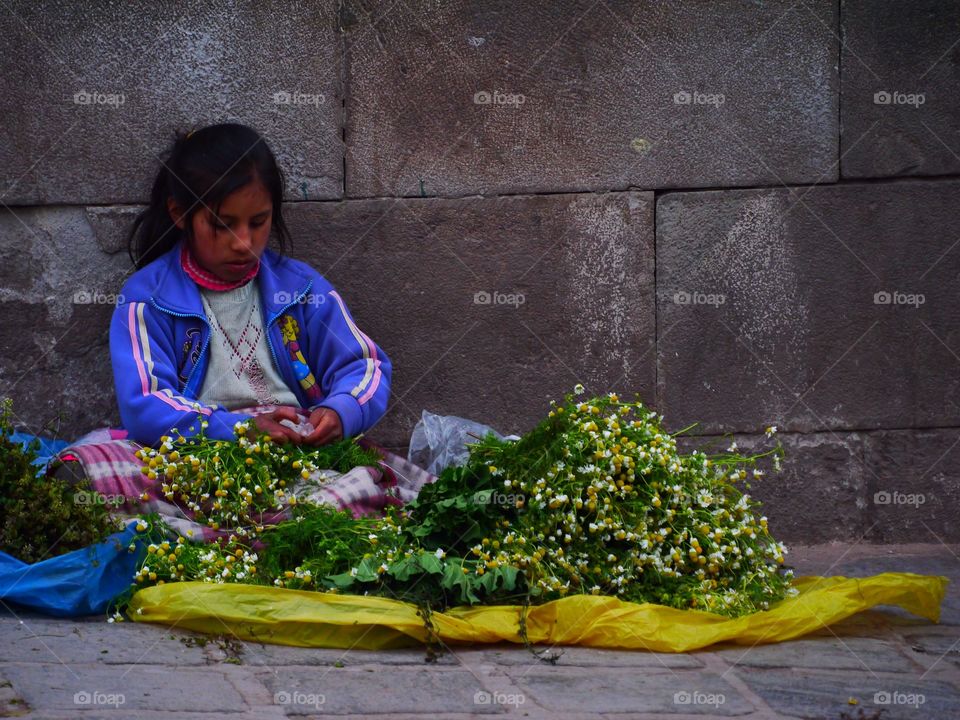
[129,572,948,652]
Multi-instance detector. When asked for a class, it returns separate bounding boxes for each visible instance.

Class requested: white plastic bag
[407,410,519,476]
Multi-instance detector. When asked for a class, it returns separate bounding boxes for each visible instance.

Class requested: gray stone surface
[864,428,960,543]
[657,180,960,436]
[712,637,915,673]
[1,663,246,713]
[676,431,870,544]
[0,206,131,435]
[263,666,502,715]
[344,0,838,197]
[1,543,957,718]
[841,0,960,179]
[508,667,752,715]
[283,191,656,447]
[736,671,960,720]
[0,1,343,205]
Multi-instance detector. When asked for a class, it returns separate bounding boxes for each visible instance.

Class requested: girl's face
[168,179,274,282]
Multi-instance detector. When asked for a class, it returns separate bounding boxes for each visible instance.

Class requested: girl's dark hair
[126,122,293,269]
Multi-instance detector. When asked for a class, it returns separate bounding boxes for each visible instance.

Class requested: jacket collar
[149,240,313,321]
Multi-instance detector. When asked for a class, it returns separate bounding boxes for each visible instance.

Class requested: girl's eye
[251,220,266,228]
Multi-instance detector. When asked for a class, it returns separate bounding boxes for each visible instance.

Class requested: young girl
[114,122,391,447]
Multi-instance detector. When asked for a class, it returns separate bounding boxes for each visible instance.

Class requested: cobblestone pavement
[1,543,958,719]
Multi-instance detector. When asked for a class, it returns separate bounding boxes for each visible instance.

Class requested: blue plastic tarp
[0,521,143,617]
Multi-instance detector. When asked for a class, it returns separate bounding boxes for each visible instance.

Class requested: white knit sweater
[196,278,300,410]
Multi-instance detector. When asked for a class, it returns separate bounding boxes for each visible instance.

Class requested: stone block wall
[1,0,957,541]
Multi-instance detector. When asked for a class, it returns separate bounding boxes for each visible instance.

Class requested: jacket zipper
[149,299,211,396]
[152,279,313,403]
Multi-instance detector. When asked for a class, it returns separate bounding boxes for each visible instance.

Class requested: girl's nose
[229,225,252,251]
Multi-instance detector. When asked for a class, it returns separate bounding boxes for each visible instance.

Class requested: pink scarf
[180,243,260,291]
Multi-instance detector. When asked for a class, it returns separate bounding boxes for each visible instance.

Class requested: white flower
[765,425,778,438]
[573,383,585,395]
[727,441,738,452]
[435,548,446,559]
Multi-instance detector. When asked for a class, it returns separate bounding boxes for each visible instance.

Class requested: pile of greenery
[0,398,122,563]
[128,387,795,619]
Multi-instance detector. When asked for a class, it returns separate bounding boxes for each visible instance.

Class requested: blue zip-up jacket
[109,240,392,446]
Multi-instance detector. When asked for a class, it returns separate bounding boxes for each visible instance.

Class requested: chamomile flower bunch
[128,412,382,590]
[345,387,794,616]
[133,413,378,533]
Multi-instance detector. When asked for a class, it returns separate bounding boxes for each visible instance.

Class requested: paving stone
[507,667,752,715]
[905,631,960,669]
[657,181,960,436]
[0,0,342,204]
[0,616,208,666]
[829,554,960,626]
[841,0,960,179]
[283,192,656,447]
[263,666,502,715]
[344,0,837,197]
[243,643,454,667]
[2,663,246,713]
[736,670,960,720]
[712,637,915,673]
[455,645,702,669]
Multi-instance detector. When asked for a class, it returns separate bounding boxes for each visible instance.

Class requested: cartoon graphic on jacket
[110,240,392,446]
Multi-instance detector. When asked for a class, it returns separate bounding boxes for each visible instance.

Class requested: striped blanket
[51,406,436,544]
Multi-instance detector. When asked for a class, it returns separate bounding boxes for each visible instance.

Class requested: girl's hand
[252,407,304,445]
[304,407,343,446]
